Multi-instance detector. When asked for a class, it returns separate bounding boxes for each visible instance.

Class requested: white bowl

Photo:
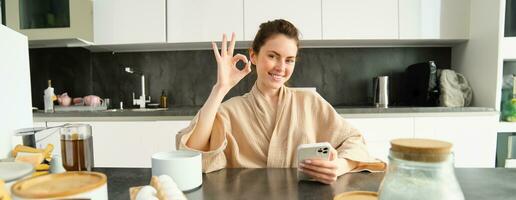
[151,150,202,191]
[0,162,33,196]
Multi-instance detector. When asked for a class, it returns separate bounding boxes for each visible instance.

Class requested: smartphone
[297,142,332,181]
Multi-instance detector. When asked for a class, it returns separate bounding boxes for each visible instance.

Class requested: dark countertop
[94,168,516,200]
[33,106,497,122]
[333,106,495,114]
[33,106,202,118]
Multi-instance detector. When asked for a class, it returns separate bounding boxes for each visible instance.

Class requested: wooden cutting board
[11,171,106,199]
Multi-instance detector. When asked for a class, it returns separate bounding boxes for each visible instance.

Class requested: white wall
[452,0,505,109]
[0,25,32,159]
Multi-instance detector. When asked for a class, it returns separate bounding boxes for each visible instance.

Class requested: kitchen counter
[33,106,497,122]
[94,168,516,200]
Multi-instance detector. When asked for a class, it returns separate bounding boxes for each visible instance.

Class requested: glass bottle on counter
[378,138,464,200]
[43,80,56,113]
[160,90,168,108]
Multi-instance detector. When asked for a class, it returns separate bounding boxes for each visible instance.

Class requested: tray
[54,105,107,112]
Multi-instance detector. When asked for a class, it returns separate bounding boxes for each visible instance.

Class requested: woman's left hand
[298,147,341,185]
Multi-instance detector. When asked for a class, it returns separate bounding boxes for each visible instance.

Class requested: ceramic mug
[151,151,202,191]
[57,93,72,106]
[83,95,102,107]
[72,97,84,106]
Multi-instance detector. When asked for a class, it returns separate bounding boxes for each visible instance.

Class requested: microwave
[4,0,93,47]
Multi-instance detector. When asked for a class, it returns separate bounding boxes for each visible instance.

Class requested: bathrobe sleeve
[311,92,386,172]
[176,109,230,173]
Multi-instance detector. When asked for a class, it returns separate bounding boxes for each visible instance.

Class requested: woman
[177,19,385,184]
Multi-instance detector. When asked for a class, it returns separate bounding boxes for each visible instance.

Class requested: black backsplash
[29,47,451,109]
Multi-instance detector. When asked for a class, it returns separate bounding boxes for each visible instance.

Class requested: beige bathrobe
[177,84,385,173]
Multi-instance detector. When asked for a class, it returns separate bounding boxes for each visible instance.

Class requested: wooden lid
[334,191,378,200]
[11,171,106,199]
[0,180,10,200]
[390,138,452,162]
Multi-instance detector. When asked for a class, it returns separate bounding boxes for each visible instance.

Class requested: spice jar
[378,138,464,200]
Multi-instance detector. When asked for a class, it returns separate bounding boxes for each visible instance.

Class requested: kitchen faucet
[124,67,150,108]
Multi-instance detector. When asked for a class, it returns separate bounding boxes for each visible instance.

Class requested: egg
[158,174,177,186]
[135,185,158,200]
[162,186,187,200]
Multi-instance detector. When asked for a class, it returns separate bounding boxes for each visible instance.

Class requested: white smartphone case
[297,142,332,181]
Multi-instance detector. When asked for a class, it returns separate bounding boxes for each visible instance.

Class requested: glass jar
[60,124,94,171]
[378,138,464,200]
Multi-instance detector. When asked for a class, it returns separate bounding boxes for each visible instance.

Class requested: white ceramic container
[151,150,202,191]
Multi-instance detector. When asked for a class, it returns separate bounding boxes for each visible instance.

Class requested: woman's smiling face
[251,34,298,91]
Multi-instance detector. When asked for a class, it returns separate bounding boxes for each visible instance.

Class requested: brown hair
[251,19,300,54]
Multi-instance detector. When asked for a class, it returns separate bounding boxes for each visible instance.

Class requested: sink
[129,108,167,112]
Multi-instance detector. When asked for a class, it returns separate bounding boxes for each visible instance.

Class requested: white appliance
[0,24,32,159]
[4,0,93,48]
[505,135,516,168]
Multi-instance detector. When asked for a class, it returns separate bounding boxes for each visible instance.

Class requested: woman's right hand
[211,33,252,91]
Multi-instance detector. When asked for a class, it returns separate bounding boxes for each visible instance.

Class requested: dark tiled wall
[29,47,451,109]
[30,48,93,108]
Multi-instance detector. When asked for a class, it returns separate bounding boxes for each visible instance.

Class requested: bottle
[160,90,168,108]
[508,75,516,121]
[44,80,56,113]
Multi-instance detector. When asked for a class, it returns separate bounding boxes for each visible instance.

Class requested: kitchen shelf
[503,37,516,61]
[498,121,516,132]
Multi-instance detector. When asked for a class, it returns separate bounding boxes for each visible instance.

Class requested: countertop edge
[33,111,500,122]
[33,115,195,122]
[340,111,499,118]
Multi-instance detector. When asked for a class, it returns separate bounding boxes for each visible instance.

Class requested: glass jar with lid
[378,138,464,200]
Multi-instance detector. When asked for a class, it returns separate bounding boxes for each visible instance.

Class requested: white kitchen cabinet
[413,115,498,168]
[322,0,399,39]
[46,121,190,168]
[345,114,498,168]
[91,121,190,167]
[345,117,414,162]
[94,0,166,45]
[1,26,32,159]
[399,0,469,39]
[37,113,498,168]
[244,0,322,41]
[167,0,244,43]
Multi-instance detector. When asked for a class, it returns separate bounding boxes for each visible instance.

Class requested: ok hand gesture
[211,33,252,91]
